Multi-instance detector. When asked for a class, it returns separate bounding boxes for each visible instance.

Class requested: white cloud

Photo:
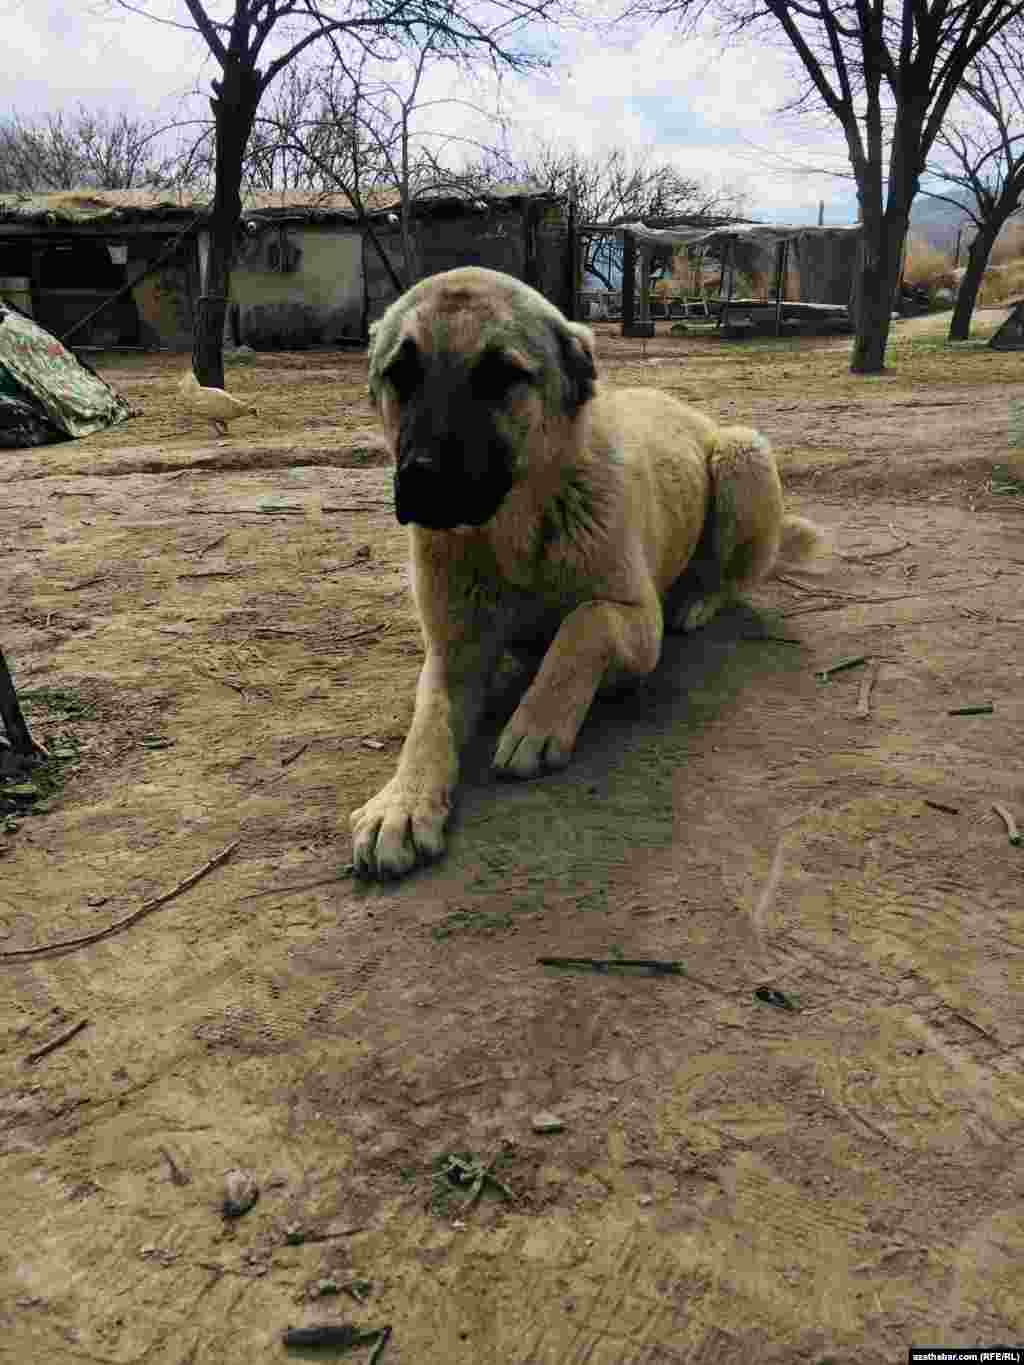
[1,0,860,223]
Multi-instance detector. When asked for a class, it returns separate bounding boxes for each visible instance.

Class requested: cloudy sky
[2,0,868,225]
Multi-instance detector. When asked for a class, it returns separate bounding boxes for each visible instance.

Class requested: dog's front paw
[493,708,575,779]
[350,779,449,880]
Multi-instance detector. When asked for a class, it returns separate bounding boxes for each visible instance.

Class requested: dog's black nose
[395,462,448,526]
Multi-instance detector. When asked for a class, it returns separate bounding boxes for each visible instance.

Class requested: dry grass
[977,258,1024,305]
[903,234,957,290]
[990,220,1024,266]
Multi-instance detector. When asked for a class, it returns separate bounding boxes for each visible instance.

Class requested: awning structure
[586,220,862,337]
[614,222,862,249]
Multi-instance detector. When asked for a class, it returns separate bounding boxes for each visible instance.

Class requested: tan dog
[352,267,819,879]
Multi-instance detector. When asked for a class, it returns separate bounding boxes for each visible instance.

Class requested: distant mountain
[911,192,975,252]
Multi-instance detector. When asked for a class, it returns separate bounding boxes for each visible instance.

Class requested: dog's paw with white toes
[350,779,449,879]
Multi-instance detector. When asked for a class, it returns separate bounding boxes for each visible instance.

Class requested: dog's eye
[471,348,533,401]
[383,338,422,401]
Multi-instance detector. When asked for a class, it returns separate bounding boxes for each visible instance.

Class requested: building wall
[130,235,196,349]
[227,224,363,348]
[531,199,572,316]
[363,205,534,324]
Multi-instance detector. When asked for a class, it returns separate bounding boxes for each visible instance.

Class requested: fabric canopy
[612,222,862,250]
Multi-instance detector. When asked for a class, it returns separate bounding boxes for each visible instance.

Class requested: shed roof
[0,183,557,230]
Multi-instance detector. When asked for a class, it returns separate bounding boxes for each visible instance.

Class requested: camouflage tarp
[0,303,133,448]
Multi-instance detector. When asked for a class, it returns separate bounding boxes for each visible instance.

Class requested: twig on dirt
[320,502,392,513]
[178,570,240,580]
[159,1146,192,1186]
[741,634,802,645]
[368,1326,392,1365]
[754,986,800,1012]
[782,578,997,618]
[281,741,310,768]
[992,802,1022,846]
[776,573,837,596]
[948,704,993,716]
[196,534,227,557]
[62,575,105,591]
[948,1009,1003,1046]
[337,625,386,645]
[164,468,191,481]
[240,867,354,901]
[538,956,684,976]
[816,655,867,683]
[184,506,303,517]
[836,540,912,562]
[23,1017,90,1064]
[282,1223,366,1246]
[924,799,960,815]
[0,841,239,962]
[855,663,878,718]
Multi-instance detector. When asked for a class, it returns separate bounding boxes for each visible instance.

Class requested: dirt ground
[2,308,1023,1364]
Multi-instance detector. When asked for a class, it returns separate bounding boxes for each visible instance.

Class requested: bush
[903,234,957,291]
[990,221,1024,267]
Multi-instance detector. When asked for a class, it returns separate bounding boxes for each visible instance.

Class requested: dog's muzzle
[394,450,514,530]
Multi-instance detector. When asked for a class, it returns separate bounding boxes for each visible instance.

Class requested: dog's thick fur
[352,267,820,879]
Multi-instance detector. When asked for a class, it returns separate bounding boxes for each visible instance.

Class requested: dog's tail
[709,425,827,577]
[777,513,824,568]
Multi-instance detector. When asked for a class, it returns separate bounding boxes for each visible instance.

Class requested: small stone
[531,1111,565,1134]
[86,895,108,907]
[222,1168,259,1218]
[638,1195,653,1207]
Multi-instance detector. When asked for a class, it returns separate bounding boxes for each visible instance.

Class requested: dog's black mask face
[384,338,533,530]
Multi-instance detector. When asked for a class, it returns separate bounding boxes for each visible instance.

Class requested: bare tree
[0,105,189,191]
[922,28,1024,340]
[466,141,745,287]
[251,38,516,292]
[623,0,1024,373]
[112,0,561,388]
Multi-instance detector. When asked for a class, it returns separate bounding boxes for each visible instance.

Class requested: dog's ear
[367,319,386,403]
[554,319,597,414]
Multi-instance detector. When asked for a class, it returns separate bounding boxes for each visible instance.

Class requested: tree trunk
[949,223,1000,342]
[192,61,261,389]
[850,212,907,374]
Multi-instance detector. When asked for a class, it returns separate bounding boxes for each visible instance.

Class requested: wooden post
[639,248,651,322]
[620,230,636,337]
[774,239,789,337]
[719,236,736,330]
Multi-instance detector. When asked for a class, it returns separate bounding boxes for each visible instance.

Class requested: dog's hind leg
[664,483,737,633]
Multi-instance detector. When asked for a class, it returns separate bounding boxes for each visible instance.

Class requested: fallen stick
[992,803,1022,846]
[538,956,684,976]
[321,502,392,513]
[0,841,239,963]
[816,654,867,682]
[855,662,878,718]
[948,704,994,716]
[836,540,912,562]
[924,799,960,815]
[23,1017,90,1065]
